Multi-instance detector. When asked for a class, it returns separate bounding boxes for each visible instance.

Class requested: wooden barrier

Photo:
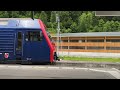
[52,36,120,53]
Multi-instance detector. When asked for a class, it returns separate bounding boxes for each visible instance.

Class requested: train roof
[0,18,41,29]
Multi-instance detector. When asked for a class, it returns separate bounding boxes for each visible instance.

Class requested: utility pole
[12,11,13,18]
[56,13,60,56]
[31,11,34,20]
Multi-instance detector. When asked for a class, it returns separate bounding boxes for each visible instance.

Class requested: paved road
[0,64,119,79]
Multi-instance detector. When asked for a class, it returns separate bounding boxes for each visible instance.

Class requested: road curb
[55,60,120,70]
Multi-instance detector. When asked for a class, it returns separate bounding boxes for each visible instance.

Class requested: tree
[0,11,9,18]
[118,23,120,31]
[86,12,93,32]
[70,22,78,33]
[0,11,120,33]
[11,11,20,18]
[59,11,73,30]
[115,21,120,31]
[78,13,87,32]
[78,12,93,32]
[40,11,47,25]
[50,11,56,29]
[98,19,105,32]
[69,11,82,23]
[50,11,56,23]
[92,26,99,32]
[103,21,111,32]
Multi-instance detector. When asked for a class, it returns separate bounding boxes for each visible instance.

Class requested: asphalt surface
[56,60,120,70]
[0,64,119,79]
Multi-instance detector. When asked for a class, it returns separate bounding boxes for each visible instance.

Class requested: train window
[17,32,22,50]
[26,31,42,41]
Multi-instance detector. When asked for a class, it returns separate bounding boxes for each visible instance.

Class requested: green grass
[60,56,120,63]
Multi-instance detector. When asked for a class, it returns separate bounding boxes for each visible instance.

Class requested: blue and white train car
[0,19,58,64]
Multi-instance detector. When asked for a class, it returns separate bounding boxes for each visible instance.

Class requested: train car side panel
[38,20,54,63]
[23,30,50,63]
[0,28,16,61]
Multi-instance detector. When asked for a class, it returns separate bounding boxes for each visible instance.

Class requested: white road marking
[89,68,120,79]
[32,66,47,69]
[19,66,33,69]
[47,67,59,69]
[7,66,20,68]
[61,67,74,69]
[75,68,88,70]
[0,65,7,68]
[0,65,120,79]
[108,71,120,79]
[89,69,108,73]
[112,68,120,73]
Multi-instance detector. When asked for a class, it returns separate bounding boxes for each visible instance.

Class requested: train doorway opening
[16,31,23,61]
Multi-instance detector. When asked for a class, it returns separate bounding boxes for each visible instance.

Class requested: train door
[16,31,24,61]
[23,30,50,63]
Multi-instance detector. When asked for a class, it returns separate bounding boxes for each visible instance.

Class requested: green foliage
[39,11,47,25]
[0,11,120,33]
[62,56,120,63]
[70,22,78,33]
[0,11,8,17]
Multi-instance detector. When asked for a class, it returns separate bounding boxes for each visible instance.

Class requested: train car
[0,18,59,64]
